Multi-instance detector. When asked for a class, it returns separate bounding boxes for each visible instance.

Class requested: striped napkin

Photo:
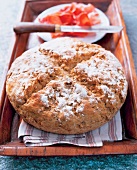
[18,111,122,147]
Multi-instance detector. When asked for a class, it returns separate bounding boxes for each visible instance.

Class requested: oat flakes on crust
[6,37,128,134]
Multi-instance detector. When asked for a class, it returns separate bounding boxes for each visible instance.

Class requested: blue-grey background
[0,0,137,169]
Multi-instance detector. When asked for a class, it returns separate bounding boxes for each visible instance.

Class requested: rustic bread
[6,37,128,134]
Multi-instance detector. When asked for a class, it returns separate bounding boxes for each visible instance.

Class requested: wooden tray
[0,0,137,156]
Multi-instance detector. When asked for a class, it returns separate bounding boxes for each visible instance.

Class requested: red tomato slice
[69,2,82,15]
[73,7,82,16]
[88,15,101,25]
[51,32,64,38]
[39,17,47,23]
[39,13,62,25]
[59,12,73,25]
[66,32,88,37]
[59,5,72,13]
[83,4,95,13]
[39,2,101,38]
[77,13,91,26]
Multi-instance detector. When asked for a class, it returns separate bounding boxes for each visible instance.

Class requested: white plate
[35,4,110,43]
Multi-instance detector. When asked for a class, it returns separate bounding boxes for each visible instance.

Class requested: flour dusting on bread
[6,37,128,134]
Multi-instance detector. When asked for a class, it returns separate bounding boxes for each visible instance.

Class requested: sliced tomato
[83,4,95,13]
[39,13,62,25]
[51,32,64,38]
[76,13,91,26]
[59,5,71,13]
[59,12,73,25]
[88,15,101,25]
[73,7,82,16]
[38,17,47,23]
[69,2,82,16]
[39,2,101,38]
[66,32,88,37]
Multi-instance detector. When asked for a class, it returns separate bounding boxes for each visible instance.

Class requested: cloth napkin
[18,111,122,147]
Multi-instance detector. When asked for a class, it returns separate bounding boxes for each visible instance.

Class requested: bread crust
[6,37,128,134]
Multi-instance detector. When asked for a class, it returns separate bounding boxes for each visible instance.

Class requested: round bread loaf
[6,37,128,134]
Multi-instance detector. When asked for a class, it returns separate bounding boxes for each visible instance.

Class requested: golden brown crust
[6,37,128,134]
